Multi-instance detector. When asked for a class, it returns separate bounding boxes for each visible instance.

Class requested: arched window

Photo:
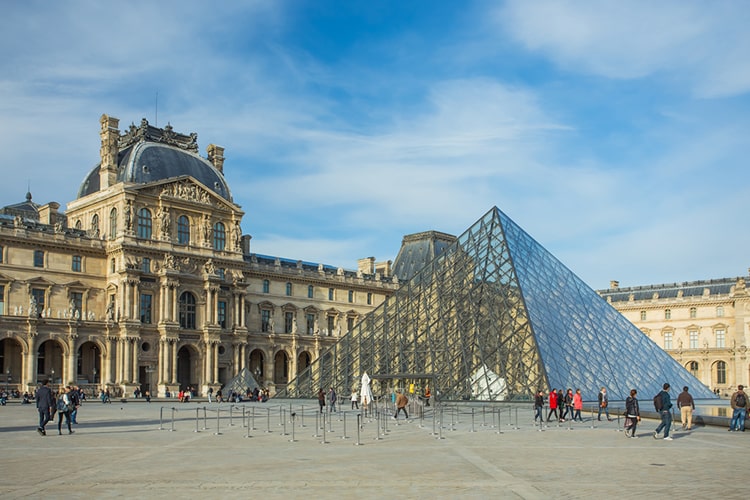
[91,214,99,234]
[109,208,118,239]
[688,361,699,378]
[75,220,82,230]
[179,292,196,330]
[716,361,727,385]
[177,215,190,245]
[137,208,152,239]
[213,222,226,250]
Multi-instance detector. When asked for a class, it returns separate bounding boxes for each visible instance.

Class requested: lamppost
[50,368,55,385]
[254,367,261,386]
[93,368,97,384]
[5,369,9,393]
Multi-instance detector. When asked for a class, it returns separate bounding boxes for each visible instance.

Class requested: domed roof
[76,119,232,201]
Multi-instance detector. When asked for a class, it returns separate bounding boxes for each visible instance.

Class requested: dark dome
[77,141,232,201]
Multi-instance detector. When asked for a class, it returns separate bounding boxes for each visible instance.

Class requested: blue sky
[1,1,749,289]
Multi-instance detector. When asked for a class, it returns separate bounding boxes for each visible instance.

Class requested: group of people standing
[537,387,590,423]
[34,380,81,436]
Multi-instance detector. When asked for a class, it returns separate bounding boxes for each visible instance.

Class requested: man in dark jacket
[35,380,55,436]
[729,385,748,432]
[654,383,673,441]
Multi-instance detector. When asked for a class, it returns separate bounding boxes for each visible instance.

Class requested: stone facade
[0,115,397,398]
[599,277,750,396]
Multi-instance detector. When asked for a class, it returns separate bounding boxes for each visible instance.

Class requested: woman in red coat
[572,388,584,422]
[546,388,558,422]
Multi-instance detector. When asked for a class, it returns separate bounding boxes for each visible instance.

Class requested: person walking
[597,387,611,421]
[69,385,81,424]
[393,390,409,420]
[56,386,74,435]
[572,389,584,421]
[654,383,674,441]
[328,387,337,413]
[350,389,359,410]
[729,385,748,432]
[534,390,545,423]
[556,389,565,421]
[676,386,695,431]
[35,380,55,436]
[547,388,558,422]
[424,386,431,407]
[317,388,326,413]
[624,389,641,438]
[562,388,574,421]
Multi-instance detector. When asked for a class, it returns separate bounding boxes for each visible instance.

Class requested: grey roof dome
[77,118,232,201]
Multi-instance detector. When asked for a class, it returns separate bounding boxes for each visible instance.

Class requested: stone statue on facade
[28,296,37,318]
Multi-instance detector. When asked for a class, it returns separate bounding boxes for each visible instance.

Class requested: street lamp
[5,369,9,392]
[93,368,97,384]
[50,368,55,384]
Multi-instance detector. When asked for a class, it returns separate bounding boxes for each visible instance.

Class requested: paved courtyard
[1,399,743,499]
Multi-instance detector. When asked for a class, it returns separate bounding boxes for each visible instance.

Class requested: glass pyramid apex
[278,207,716,402]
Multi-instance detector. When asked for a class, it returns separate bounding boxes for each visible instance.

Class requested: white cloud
[496,0,750,97]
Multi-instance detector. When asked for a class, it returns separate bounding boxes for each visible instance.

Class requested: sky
[1,0,749,290]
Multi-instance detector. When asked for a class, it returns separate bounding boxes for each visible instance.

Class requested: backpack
[56,397,68,412]
[736,392,747,408]
[653,392,663,412]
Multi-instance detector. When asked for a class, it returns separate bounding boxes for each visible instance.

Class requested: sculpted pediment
[136,176,240,212]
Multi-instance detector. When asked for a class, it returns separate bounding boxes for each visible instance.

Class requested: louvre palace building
[0,115,398,398]
[0,114,744,400]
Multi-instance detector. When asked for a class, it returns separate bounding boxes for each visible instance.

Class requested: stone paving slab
[0,400,742,499]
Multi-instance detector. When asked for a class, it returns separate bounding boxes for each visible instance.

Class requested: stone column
[131,338,139,384]
[123,338,131,383]
[170,341,178,384]
[24,335,37,387]
[66,341,76,385]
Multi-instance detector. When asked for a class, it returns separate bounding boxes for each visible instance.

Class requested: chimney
[99,114,120,189]
[207,144,225,174]
[609,280,620,289]
[358,257,375,275]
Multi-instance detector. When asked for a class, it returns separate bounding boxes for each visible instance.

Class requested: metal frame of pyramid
[221,367,261,396]
[277,207,717,402]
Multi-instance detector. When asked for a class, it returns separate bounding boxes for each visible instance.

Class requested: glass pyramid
[278,207,716,402]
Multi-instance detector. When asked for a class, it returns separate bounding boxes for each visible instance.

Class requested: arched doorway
[37,340,64,385]
[77,342,101,385]
[274,350,289,384]
[177,345,200,392]
[297,351,311,375]
[249,349,264,382]
[0,338,23,392]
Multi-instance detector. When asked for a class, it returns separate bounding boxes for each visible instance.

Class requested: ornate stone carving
[159,180,213,205]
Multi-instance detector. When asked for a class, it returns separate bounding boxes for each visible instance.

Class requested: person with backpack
[729,385,748,432]
[653,383,673,441]
[624,389,641,438]
[676,386,695,431]
[56,386,75,435]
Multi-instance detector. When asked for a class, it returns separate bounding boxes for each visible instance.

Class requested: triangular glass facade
[278,207,716,402]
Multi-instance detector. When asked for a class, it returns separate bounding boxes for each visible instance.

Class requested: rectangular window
[286,283,292,296]
[285,312,294,333]
[348,290,354,303]
[33,250,44,267]
[327,316,335,334]
[217,268,225,281]
[367,293,372,305]
[639,310,646,321]
[31,288,45,317]
[70,292,83,318]
[347,317,354,332]
[0,285,4,315]
[328,288,334,301]
[716,329,725,348]
[72,255,82,272]
[716,306,724,317]
[261,309,270,332]
[140,294,152,324]
[0,245,4,263]
[664,309,671,320]
[142,257,151,274]
[689,330,699,349]
[218,301,226,328]
[689,307,697,319]
[306,313,315,334]
[308,285,314,299]
[262,280,270,294]
[664,332,673,350]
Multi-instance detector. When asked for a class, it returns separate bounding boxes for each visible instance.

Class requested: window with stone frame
[262,280,270,294]
[347,316,354,332]
[72,255,82,272]
[137,208,152,239]
[689,307,697,319]
[213,222,226,251]
[716,361,727,385]
[689,330,699,349]
[284,311,294,333]
[0,245,4,263]
[109,208,118,239]
[688,361,699,378]
[179,292,196,330]
[348,290,354,303]
[261,309,271,332]
[31,288,45,317]
[715,328,726,348]
[286,282,292,296]
[33,250,44,268]
[328,288,334,300]
[177,215,190,245]
[716,306,724,317]
[327,315,335,334]
[0,285,4,315]
[306,313,315,334]
[142,257,151,274]
[367,292,372,305]
[140,294,152,324]
[664,309,671,320]
[663,331,673,349]
[218,300,227,328]
[308,285,314,299]
[640,310,646,321]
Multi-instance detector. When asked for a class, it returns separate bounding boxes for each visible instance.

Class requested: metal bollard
[355,414,362,446]
[431,407,438,436]
[281,408,288,436]
[496,406,503,434]
[170,407,176,432]
[250,406,256,430]
[481,406,487,427]
[514,407,520,430]
[265,407,272,433]
[590,406,596,429]
[159,407,164,430]
[341,411,349,439]
[321,412,328,444]
[470,407,476,432]
[229,405,234,426]
[300,405,306,427]
[289,412,296,442]
[279,405,284,427]
[195,407,200,433]
[313,412,321,437]
[242,406,246,428]
[374,411,382,440]
[214,407,222,435]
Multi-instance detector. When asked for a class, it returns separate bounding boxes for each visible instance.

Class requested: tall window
[688,361,699,378]
[716,306,724,317]
[327,316,335,334]
[0,245,3,263]
[91,214,99,235]
[689,330,699,349]
[689,307,697,319]
[70,292,83,317]
[716,361,727,385]
[306,313,315,334]
[348,290,354,303]
[142,257,151,274]
[284,312,294,333]
[640,310,646,321]
[367,293,372,305]
[328,288,334,301]
[217,268,225,281]
[177,215,190,245]
[31,289,45,317]
[716,329,726,348]
[0,285,4,315]
[72,255,82,272]
[308,285,314,299]
[140,294,152,324]
[218,301,226,328]
[213,222,226,250]
[286,283,292,296]
[110,258,116,273]
[347,317,354,332]
[179,292,196,329]
[262,280,270,293]
[664,331,673,349]
[33,250,44,267]
[109,208,118,239]
[664,309,671,320]
[261,310,271,332]
[137,208,152,239]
